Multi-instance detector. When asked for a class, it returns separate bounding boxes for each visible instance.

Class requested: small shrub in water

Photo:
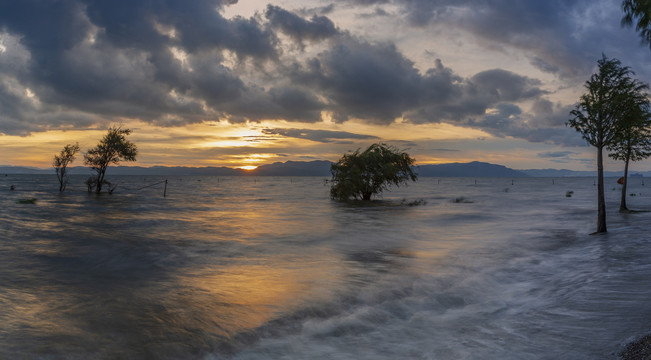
[566,191,574,197]
[630,193,636,197]
[17,198,37,204]
[401,198,427,206]
[452,197,473,203]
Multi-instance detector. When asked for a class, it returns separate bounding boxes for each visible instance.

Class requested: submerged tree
[622,0,651,48]
[84,127,137,194]
[608,85,651,212]
[330,143,417,201]
[568,55,643,233]
[53,143,80,192]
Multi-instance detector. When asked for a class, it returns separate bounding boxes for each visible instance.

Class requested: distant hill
[1,161,648,178]
[416,161,529,177]
[521,169,647,177]
[0,162,332,177]
[252,160,332,176]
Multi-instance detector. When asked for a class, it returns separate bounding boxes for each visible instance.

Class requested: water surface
[1,175,650,359]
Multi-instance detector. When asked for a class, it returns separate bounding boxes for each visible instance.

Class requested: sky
[0,0,650,170]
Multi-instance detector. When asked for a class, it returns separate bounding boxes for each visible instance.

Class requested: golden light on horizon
[238,165,258,170]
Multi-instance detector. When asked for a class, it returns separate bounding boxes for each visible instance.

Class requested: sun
[238,165,258,170]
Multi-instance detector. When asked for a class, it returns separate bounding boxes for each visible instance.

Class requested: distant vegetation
[329,143,417,201]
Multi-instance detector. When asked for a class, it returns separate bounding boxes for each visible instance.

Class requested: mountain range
[0,160,646,178]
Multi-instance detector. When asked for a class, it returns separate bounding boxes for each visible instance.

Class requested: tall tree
[53,143,80,192]
[622,0,651,48]
[84,127,137,194]
[330,143,417,201]
[568,55,640,233]
[608,85,651,212]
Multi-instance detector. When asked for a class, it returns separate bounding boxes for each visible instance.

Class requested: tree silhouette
[568,55,642,233]
[84,127,137,194]
[53,143,80,192]
[622,0,651,48]
[607,81,651,212]
[330,143,417,201]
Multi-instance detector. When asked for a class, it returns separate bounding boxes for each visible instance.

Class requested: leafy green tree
[622,0,651,48]
[608,85,651,212]
[568,55,643,232]
[84,127,137,194]
[53,143,80,192]
[330,143,417,201]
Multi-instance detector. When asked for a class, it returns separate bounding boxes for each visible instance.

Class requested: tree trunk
[362,193,372,200]
[59,168,66,192]
[620,155,630,212]
[95,168,106,194]
[596,146,607,233]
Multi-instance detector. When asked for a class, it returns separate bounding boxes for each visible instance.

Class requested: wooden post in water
[163,179,168,197]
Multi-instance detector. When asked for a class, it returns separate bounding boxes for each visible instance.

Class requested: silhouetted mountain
[0,166,47,174]
[416,161,529,177]
[252,161,332,176]
[2,161,648,178]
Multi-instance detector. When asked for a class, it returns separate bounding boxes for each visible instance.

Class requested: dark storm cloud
[0,0,280,134]
[265,5,338,44]
[82,0,276,58]
[337,0,648,79]
[292,37,422,124]
[0,0,627,149]
[470,70,546,102]
[296,4,337,17]
[262,128,378,143]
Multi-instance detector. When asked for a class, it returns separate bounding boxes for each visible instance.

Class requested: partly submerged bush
[401,198,427,206]
[330,143,417,201]
[17,198,37,204]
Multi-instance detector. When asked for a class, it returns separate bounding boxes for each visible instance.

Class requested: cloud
[262,128,378,143]
[265,5,339,44]
[538,151,579,158]
[537,150,585,164]
[431,148,459,152]
[335,0,649,80]
[0,0,280,133]
[0,0,632,151]
[291,36,423,124]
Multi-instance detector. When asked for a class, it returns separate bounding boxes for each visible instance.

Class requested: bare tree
[53,143,80,192]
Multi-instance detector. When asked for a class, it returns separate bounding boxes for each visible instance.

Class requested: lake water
[1,174,650,359]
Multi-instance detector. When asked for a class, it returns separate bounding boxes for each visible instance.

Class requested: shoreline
[621,334,651,359]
